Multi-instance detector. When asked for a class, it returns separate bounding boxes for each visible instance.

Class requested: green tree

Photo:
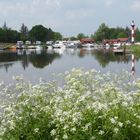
[94,23,109,42]
[135,28,140,42]
[46,28,54,41]
[29,25,48,42]
[117,32,127,38]
[20,23,29,41]
[70,36,77,40]
[0,28,19,43]
[3,21,8,30]
[77,33,87,40]
[53,32,63,40]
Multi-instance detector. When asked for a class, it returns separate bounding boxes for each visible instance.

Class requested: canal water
[0,48,140,84]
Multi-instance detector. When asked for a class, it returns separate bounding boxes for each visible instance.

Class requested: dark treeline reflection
[91,50,131,67]
[0,49,61,71]
[74,49,132,67]
[0,48,138,72]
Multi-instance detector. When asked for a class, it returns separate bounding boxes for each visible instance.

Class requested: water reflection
[0,49,61,71]
[92,50,131,67]
[0,48,139,72]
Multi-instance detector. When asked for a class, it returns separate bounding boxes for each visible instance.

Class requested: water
[0,48,140,83]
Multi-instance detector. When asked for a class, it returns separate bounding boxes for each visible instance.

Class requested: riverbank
[0,43,16,50]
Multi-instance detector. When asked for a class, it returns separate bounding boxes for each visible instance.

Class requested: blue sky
[0,0,140,37]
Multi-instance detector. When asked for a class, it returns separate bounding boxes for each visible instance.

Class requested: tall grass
[0,69,140,140]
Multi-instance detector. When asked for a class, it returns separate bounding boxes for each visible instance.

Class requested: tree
[135,28,140,42]
[46,28,54,41]
[29,25,48,42]
[94,23,110,42]
[53,32,62,40]
[20,23,29,41]
[117,32,127,38]
[3,21,8,30]
[77,33,87,40]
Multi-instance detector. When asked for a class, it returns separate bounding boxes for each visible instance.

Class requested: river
[0,48,140,84]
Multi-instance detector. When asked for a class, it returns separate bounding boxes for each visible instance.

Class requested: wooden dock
[113,49,132,54]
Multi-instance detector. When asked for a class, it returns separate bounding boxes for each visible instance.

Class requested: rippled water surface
[0,48,140,83]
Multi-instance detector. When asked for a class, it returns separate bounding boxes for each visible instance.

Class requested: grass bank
[0,69,140,140]
[127,45,140,56]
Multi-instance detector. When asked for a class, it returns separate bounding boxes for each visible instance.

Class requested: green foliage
[53,32,63,41]
[92,23,132,42]
[19,23,29,41]
[94,23,110,41]
[0,28,20,43]
[29,25,62,42]
[0,69,140,140]
[77,33,88,40]
[117,32,127,38]
[29,25,49,42]
[135,28,140,42]
[0,22,62,43]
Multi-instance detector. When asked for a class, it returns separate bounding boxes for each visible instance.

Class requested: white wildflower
[34,128,39,133]
[71,127,76,132]
[63,133,68,139]
[110,118,116,124]
[84,123,91,131]
[133,123,136,127]
[90,136,96,140]
[126,120,131,124]
[114,128,119,133]
[99,130,104,135]
[118,122,123,127]
[122,102,128,107]
[50,129,56,136]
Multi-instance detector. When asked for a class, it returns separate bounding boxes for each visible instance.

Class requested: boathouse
[80,38,95,44]
[103,38,129,46]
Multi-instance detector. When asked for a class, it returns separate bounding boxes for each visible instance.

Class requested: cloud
[0,0,140,36]
[104,0,115,7]
[131,0,140,11]
[65,9,95,21]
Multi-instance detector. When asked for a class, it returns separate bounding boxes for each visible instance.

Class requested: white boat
[82,43,94,50]
[35,45,43,50]
[66,41,78,48]
[53,41,66,49]
[53,48,65,55]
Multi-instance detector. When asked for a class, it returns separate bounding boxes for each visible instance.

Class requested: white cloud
[65,9,95,21]
[104,0,115,7]
[45,0,61,7]
[0,0,140,36]
[131,0,140,11]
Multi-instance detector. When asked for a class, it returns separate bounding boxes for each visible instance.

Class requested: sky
[0,0,140,37]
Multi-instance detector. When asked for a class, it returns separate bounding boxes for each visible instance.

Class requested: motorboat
[66,41,78,48]
[53,41,66,49]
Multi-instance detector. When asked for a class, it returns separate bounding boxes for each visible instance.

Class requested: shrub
[0,69,140,140]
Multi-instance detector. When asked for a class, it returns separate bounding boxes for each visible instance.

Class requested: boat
[53,41,66,49]
[66,41,78,48]
[82,43,95,50]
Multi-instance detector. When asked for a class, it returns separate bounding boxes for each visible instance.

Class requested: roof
[80,38,94,43]
[118,38,129,42]
[103,38,129,43]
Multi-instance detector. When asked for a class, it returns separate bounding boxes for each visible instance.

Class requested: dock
[113,49,132,54]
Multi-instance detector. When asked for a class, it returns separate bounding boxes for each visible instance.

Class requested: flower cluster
[0,69,140,140]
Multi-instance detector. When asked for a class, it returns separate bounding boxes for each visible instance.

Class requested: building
[103,38,129,46]
[80,38,95,44]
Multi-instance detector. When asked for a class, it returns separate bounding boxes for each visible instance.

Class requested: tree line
[0,22,62,43]
[76,23,140,42]
[0,22,140,43]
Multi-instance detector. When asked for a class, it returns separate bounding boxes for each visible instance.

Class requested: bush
[0,69,140,140]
